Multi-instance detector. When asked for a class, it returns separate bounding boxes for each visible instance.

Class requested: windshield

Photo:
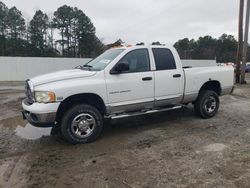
[82,49,124,71]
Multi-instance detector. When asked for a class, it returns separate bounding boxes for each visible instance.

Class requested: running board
[106,106,182,119]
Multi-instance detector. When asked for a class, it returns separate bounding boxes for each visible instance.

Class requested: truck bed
[181,60,217,68]
[182,65,234,103]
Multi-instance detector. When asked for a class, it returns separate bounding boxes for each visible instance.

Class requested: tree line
[0,1,105,57]
[0,1,244,63]
[173,34,250,63]
[105,35,241,63]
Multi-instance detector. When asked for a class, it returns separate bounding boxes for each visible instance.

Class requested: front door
[105,49,154,114]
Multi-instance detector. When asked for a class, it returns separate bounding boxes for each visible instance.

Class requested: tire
[194,90,220,119]
[61,104,103,144]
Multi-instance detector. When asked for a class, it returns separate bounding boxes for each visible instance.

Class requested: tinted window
[117,49,150,73]
[152,48,176,70]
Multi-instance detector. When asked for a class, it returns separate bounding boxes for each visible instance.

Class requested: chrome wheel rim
[71,113,96,138]
[204,96,217,113]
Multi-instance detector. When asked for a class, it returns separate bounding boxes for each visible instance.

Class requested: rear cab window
[152,48,176,70]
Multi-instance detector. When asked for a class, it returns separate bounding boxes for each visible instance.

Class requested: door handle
[173,74,181,78]
[142,77,152,81]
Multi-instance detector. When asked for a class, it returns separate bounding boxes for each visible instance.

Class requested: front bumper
[22,99,59,127]
[22,110,56,127]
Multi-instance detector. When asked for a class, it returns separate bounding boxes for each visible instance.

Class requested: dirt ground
[0,75,250,188]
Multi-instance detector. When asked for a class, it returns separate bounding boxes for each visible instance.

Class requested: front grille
[25,81,34,104]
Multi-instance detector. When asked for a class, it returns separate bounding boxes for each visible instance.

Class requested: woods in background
[0,1,244,62]
[174,34,244,63]
[0,2,105,57]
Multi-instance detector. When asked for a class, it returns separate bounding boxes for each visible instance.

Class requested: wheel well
[199,81,221,95]
[56,93,106,123]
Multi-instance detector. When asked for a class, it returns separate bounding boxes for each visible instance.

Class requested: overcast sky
[3,0,239,45]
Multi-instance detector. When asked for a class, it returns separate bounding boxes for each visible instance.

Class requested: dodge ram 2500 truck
[22,45,234,144]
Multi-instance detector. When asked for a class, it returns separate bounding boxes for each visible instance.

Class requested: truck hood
[30,69,97,86]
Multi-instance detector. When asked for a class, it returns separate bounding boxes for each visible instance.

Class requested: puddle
[0,116,59,140]
[15,124,52,140]
[0,116,26,128]
[203,143,227,152]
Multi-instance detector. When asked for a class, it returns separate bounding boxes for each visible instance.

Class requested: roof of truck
[112,44,174,51]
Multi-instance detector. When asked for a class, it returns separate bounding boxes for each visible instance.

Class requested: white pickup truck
[22,45,234,144]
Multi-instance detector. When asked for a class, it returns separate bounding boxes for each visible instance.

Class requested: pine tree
[29,10,49,56]
[6,6,25,56]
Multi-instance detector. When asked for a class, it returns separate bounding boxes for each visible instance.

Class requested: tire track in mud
[1,78,250,187]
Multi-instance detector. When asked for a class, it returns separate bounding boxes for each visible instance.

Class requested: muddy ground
[0,75,250,188]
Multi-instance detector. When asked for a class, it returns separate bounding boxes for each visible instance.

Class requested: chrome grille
[25,81,34,104]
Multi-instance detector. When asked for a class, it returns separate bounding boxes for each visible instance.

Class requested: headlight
[35,91,56,103]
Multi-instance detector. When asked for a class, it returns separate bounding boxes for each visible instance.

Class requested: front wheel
[194,90,220,119]
[61,104,104,144]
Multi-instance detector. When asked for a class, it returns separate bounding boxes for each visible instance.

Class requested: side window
[152,48,176,70]
[117,49,150,73]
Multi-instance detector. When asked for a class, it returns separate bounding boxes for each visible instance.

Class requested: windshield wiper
[83,64,93,68]
[74,65,83,69]
[79,64,93,71]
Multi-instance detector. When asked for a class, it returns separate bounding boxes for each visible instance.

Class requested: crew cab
[22,45,234,144]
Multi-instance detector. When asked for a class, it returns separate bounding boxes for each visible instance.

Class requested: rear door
[105,48,154,113]
[152,48,184,107]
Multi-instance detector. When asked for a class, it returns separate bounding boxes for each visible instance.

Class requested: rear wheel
[61,104,103,144]
[194,90,220,119]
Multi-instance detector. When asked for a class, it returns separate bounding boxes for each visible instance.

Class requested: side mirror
[110,62,129,74]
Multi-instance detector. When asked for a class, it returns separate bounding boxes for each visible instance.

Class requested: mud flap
[21,111,27,120]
